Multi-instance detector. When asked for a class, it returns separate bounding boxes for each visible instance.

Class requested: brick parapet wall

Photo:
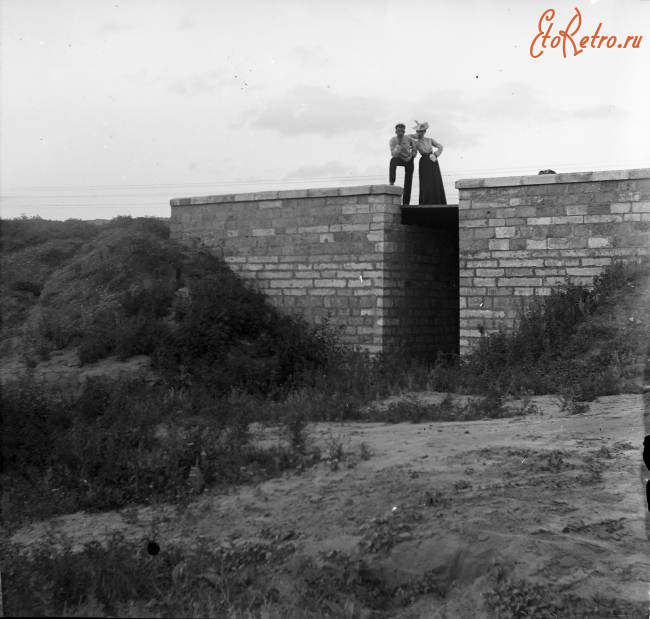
[170,185,404,354]
[455,168,650,353]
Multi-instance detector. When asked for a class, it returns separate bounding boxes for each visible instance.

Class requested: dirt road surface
[9,393,650,617]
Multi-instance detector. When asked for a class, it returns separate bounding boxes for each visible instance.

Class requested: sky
[1,0,649,220]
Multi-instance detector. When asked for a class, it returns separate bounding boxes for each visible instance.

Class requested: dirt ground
[7,392,650,617]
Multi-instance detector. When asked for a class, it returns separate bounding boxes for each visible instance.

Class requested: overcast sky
[1,0,649,220]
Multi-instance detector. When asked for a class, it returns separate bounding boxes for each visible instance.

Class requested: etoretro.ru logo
[530,7,643,58]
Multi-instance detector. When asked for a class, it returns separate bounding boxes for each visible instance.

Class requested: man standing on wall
[389,123,416,206]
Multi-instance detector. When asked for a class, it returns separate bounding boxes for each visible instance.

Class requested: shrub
[120,282,176,318]
[0,216,99,255]
[1,376,71,476]
[484,577,647,618]
[0,532,295,618]
[103,215,170,240]
[33,308,82,350]
[114,316,175,360]
[0,533,166,616]
[162,277,339,396]
[455,259,650,396]
[5,214,341,395]
[283,406,309,454]
[78,326,117,364]
[1,376,313,521]
[74,377,114,422]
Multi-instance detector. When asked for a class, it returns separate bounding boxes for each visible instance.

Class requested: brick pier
[170,186,458,360]
[456,168,650,352]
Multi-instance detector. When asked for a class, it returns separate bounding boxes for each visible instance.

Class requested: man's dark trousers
[389,157,413,206]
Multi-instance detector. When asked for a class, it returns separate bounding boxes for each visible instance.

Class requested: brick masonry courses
[170,169,649,358]
[170,185,458,360]
[455,168,650,353]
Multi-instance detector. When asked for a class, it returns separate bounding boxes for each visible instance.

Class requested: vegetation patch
[484,577,647,618]
[0,532,297,618]
[452,259,650,398]
[2,216,335,395]
[0,376,319,524]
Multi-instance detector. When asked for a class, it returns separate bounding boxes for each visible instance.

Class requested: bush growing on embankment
[1,215,337,395]
[453,258,650,398]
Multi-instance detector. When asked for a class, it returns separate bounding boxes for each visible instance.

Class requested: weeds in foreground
[361,390,520,423]
[281,405,309,455]
[0,533,296,618]
[357,505,423,555]
[3,533,642,619]
[0,377,318,525]
[323,430,346,463]
[558,386,591,415]
[358,442,373,461]
[484,577,647,618]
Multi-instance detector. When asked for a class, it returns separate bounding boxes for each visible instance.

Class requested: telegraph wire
[1,159,645,197]
[0,157,643,213]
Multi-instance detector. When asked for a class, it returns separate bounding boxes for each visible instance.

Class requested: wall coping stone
[170,184,403,207]
[455,168,650,190]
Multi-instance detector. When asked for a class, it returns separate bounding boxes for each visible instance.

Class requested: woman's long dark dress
[419,155,447,205]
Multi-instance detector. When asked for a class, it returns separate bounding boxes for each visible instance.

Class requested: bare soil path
[8,393,649,617]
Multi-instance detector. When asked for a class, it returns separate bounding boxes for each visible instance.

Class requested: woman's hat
[413,120,429,131]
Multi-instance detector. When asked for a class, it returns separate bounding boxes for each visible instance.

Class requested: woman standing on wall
[411,121,447,205]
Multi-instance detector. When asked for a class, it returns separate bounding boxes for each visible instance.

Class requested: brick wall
[456,168,650,353]
[382,216,459,358]
[170,186,459,359]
